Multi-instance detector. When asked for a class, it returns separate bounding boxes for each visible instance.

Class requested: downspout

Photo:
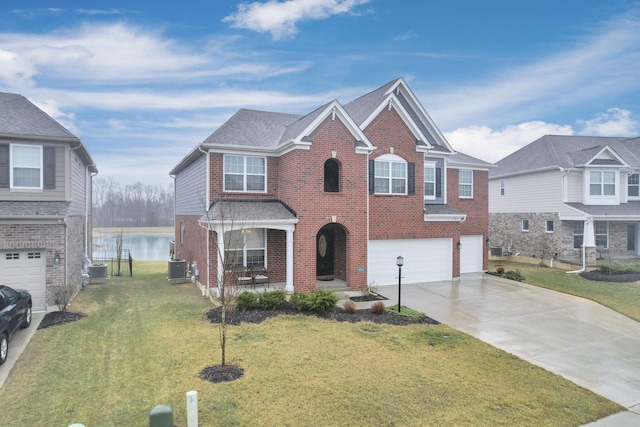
[198,145,211,297]
[568,216,592,274]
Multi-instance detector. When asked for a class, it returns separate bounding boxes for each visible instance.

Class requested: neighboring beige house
[489,135,640,266]
[0,92,97,312]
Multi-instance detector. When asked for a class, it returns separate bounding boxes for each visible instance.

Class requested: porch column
[286,229,294,292]
[583,218,597,266]
[216,226,225,296]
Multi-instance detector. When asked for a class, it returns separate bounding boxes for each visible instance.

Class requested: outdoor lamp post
[396,255,404,313]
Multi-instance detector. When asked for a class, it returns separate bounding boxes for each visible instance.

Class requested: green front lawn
[0,262,621,426]
[490,260,640,322]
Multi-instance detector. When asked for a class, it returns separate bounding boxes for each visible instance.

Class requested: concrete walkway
[0,312,44,388]
[378,273,640,426]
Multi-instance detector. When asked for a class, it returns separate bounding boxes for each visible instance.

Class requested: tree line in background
[92,177,174,227]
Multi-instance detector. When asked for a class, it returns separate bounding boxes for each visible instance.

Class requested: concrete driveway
[0,312,44,388]
[379,273,640,425]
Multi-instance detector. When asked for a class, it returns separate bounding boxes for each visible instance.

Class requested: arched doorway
[316,223,347,281]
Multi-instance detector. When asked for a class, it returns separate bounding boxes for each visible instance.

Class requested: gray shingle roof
[491,135,640,178]
[202,199,297,223]
[449,151,492,166]
[566,202,640,217]
[343,80,396,126]
[202,109,301,149]
[0,92,77,139]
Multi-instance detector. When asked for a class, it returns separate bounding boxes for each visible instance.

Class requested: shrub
[496,267,505,274]
[598,264,638,275]
[54,285,74,313]
[235,291,259,311]
[307,290,339,312]
[503,270,525,282]
[342,300,356,314]
[289,292,311,311]
[258,289,287,310]
[371,301,385,314]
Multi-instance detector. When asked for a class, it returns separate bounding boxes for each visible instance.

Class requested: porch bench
[251,264,270,288]
[232,266,254,288]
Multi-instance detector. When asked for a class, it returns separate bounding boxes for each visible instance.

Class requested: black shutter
[435,167,442,198]
[408,162,415,195]
[368,159,375,195]
[0,144,9,188]
[43,147,56,189]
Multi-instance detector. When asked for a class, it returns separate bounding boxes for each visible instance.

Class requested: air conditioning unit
[168,259,187,280]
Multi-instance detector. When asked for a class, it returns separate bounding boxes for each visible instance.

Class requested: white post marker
[187,390,198,427]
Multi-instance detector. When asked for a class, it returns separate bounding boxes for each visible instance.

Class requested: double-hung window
[11,144,42,189]
[224,155,266,192]
[573,221,584,248]
[595,221,608,248]
[459,170,473,198]
[424,162,436,200]
[374,155,406,195]
[628,173,639,198]
[224,229,266,268]
[589,171,616,196]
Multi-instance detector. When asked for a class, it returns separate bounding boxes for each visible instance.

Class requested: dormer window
[585,169,618,205]
[590,171,616,196]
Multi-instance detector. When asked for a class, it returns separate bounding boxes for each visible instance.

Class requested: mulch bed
[206,301,439,326]
[199,365,245,383]
[37,311,87,330]
[579,270,640,283]
[349,292,387,302]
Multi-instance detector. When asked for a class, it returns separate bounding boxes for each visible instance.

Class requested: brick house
[489,135,640,267]
[171,78,490,293]
[0,92,97,311]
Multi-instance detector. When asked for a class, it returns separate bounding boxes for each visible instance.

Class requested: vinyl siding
[489,170,565,213]
[566,171,582,203]
[175,155,207,215]
[68,148,88,215]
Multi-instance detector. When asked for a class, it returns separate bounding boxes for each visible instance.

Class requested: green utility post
[149,404,173,427]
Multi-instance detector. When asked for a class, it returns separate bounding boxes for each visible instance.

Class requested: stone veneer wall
[489,212,567,260]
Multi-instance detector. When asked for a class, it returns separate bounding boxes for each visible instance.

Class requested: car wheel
[0,334,8,365]
[21,304,32,329]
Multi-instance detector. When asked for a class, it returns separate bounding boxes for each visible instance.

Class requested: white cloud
[0,22,310,88]
[426,6,640,129]
[445,121,574,163]
[577,108,639,136]
[223,0,371,40]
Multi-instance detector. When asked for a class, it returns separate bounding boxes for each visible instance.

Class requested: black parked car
[0,285,32,365]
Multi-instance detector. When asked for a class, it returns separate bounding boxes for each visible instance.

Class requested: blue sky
[1,0,639,187]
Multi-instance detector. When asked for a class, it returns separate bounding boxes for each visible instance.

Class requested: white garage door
[460,235,483,274]
[368,238,452,285]
[0,250,46,312]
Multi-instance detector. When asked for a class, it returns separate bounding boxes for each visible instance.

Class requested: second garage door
[0,250,47,312]
[368,238,452,285]
[460,235,484,274]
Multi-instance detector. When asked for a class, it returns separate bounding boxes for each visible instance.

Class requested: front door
[628,224,638,254]
[316,228,335,277]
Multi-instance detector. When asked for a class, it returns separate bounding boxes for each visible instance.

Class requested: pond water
[93,232,173,261]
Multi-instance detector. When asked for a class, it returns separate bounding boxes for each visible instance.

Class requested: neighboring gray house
[0,92,97,312]
[489,135,640,266]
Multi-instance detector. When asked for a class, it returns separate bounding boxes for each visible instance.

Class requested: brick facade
[174,80,490,292]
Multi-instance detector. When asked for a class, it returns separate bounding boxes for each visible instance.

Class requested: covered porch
[199,200,298,293]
